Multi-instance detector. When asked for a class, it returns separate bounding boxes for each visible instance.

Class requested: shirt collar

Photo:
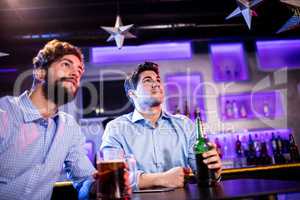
[130,109,171,123]
[18,90,58,123]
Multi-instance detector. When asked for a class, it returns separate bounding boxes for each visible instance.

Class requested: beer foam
[97,159,125,164]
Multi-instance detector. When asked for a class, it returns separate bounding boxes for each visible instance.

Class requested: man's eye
[62,62,71,68]
[157,79,161,83]
[144,79,152,83]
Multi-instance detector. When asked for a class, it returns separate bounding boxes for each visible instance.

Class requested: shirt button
[25,188,30,194]
[40,119,48,127]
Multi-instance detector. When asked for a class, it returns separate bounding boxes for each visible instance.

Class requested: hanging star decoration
[226,0,263,30]
[0,52,9,57]
[101,15,136,49]
[277,0,300,33]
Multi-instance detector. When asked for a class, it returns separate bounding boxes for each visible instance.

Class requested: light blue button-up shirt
[0,91,95,200]
[100,109,197,188]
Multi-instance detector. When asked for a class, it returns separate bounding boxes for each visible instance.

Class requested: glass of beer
[96,149,134,200]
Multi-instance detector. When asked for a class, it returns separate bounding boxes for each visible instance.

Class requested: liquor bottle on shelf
[247,134,257,166]
[232,100,239,119]
[234,135,244,168]
[289,134,300,162]
[264,132,273,157]
[225,65,232,80]
[225,100,233,119]
[193,106,200,121]
[241,135,249,157]
[193,109,216,187]
[271,132,277,155]
[222,136,229,161]
[262,100,270,118]
[235,135,243,156]
[281,137,291,161]
[258,141,272,165]
[239,102,248,118]
[183,99,190,118]
[253,134,261,158]
[219,65,225,80]
[273,135,286,164]
[233,66,240,80]
[174,104,181,115]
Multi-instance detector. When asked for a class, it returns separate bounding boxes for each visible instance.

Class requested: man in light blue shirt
[101,62,222,189]
[0,40,95,200]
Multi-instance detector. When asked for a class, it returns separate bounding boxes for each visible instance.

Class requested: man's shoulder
[166,113,193,123]
[108,113,132,124]
[58,111,79,126]
[165,113,195,131]
[105,112,133,129]
[0,95,14,104]
[0,95,18,111]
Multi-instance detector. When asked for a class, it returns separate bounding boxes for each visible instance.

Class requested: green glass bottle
[193,108,216,187]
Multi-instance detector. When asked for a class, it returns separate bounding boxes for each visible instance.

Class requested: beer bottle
[193,109,215,187]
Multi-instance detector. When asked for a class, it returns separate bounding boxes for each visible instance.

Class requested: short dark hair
[124,61,159,101]
[32,39,83,69]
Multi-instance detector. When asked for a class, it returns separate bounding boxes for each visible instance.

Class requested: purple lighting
[165,73,206,121]
[0,68,17,73]
[210,43,249,82]
[256,40,300,71]
[91,42,192,64]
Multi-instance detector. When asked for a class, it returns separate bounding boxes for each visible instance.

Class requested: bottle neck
[196,115,205,140]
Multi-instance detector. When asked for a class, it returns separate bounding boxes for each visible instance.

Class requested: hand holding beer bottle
[193,108,222,187]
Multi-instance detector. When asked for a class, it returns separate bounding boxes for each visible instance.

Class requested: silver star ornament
[277,0,300,33]
[226,0,263,29]
[0,52,9,57]
[101,15,136,49]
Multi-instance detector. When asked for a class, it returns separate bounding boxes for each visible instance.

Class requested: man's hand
[160,167,185,188]
[202,142,223,179]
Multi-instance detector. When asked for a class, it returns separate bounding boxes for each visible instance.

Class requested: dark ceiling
[0,0,299,49]
[0,0,299,94]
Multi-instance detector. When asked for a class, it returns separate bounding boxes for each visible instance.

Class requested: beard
[42,76,78,106]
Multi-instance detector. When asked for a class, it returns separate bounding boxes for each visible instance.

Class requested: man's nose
[71,67,83,80]
[152,80,160,88]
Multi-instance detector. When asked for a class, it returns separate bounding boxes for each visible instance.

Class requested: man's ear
[33,68,46,82]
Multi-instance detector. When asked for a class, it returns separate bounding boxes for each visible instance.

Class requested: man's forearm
[138,172,165,189]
